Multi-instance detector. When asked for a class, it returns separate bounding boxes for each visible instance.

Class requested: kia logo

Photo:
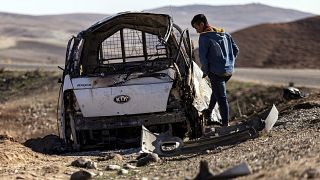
[114,95,130,104]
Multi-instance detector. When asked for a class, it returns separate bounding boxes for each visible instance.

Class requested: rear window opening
[99,28,168,64]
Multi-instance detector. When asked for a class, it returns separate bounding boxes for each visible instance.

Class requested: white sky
[0,0,319,15]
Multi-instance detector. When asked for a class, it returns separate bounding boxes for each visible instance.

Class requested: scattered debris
[193,161,214,180]
[264,104,279,133]
[70,170,95,180]
[283,83,305,100]
[193,160,251,180]
[106,165,121,171]
[71,157,97,169]
[141,105,279,156]
[136,153,160,167]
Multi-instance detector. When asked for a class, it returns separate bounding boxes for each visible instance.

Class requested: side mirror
[58,78,62,83]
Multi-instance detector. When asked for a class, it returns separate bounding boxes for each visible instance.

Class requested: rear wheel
[62,91,81,150]
[64,113,80,150]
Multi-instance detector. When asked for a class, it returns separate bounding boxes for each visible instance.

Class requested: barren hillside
[0,3,313,65]
[0,12,107,65]
[232,16,320,68]
[150,3,313,33]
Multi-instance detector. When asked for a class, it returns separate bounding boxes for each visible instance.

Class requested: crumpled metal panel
[141,125,257,157]
[141,105,279,157]
[191,62,211,111]
[141,126,183,156]
[191,62,221,121]
[264,104,279,133]
[141,126,158,153]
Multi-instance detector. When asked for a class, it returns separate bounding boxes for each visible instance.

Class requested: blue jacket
[199,29,239,75]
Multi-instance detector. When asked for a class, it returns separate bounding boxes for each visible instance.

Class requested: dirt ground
[0,70,320,180]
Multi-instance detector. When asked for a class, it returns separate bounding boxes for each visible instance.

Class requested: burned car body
[57,12,220,149]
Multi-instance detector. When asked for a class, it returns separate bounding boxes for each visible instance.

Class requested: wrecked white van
[57,12,220,149]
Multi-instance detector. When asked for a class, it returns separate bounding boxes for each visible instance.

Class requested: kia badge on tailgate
[114,95,130,104]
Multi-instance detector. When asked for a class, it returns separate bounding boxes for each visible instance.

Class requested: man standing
[191,14,239,126]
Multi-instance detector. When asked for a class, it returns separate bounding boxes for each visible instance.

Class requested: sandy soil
[0,71,319,180]
[0,92,58,142]
[0,36,16,49]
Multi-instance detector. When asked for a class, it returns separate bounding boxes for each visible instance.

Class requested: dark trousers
[208,73,231,125]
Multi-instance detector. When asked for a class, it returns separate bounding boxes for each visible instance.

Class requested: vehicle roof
[79,12,173,41]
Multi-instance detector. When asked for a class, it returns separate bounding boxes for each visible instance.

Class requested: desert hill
[149,3,313,33]
[231,16,320,68]
[0,4,314,65]
[0,12,107,64]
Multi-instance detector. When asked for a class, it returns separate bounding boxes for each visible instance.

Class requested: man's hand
[202,73,207,78]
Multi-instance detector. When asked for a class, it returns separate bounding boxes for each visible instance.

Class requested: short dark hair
[191,14,208,27]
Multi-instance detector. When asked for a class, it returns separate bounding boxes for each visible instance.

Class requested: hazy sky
[0,0,319,15]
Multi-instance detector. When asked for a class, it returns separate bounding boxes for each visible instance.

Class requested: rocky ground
[0,70,319,180]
